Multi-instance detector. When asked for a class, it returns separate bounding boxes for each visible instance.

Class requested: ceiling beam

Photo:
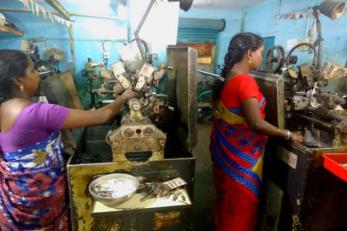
[44,0,70,20]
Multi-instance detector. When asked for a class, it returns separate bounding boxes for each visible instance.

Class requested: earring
[248,59,252,64]
[20,85,24,91]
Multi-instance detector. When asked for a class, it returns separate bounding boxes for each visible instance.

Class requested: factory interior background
[3,0,346,106]
[1,0,347,230]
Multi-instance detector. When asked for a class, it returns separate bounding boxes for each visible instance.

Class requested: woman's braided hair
[0,50,31,102]
[211,32,263,103]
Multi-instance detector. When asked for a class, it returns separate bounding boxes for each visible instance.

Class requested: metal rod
[134,0,157,62]
[197,70,225,81]
[312,7,322,69]
[306,106,345,122]
[70,13,123,20]
[67,25,75,74]
[296,113,333,130]
[327,112,345,122]
[197,70,220,78]
[44,0,70,20]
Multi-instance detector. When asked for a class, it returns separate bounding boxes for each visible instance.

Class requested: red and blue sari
[0,132,69,230]
[210,74,268,231]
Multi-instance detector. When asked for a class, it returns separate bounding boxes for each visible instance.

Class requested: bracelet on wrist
[285,130,292,140]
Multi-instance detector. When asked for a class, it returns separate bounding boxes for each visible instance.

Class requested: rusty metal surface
[105,98,167,162]
[67,159,195,230]
[67,161,133,230]
[251,71,285,129]
[67,48,198,230]
[335,119,347,144]
[167,47,198,151]
[260,139,347,231]
[67,125,195,231]
[253,59,347,230]
[90,210,192,231]
[106,118,166,162]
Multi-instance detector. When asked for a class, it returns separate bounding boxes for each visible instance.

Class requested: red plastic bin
[322,153,347,183]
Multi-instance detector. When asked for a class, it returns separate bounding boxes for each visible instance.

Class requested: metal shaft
[134,0,157,62]
[296,113,333,130]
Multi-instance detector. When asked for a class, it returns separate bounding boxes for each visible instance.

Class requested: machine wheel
[265,45,285,74]
[285,42,317,67]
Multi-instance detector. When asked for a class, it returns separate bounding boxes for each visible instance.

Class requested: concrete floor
[192,121,215,231]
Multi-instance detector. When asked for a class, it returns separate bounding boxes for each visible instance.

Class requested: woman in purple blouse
[0,49,135,230]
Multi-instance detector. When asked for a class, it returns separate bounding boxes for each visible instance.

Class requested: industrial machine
[256,27,347,231]
[256,3,347,228]
[22,39,64,78]
[81,57,113,108]
[67,45,197,231]
[65,0,198,229]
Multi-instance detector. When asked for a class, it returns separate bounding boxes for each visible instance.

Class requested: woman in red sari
[210,32,303,231]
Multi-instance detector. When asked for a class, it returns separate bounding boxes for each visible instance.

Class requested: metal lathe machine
[256,42,347,231]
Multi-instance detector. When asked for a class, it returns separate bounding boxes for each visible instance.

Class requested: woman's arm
[61,89,135,129]
[241,98,303,142]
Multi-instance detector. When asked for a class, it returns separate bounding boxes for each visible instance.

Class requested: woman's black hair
[211,32,263,103]
[0,49,31,101]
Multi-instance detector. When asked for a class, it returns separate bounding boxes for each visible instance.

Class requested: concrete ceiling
[191,0,265,9]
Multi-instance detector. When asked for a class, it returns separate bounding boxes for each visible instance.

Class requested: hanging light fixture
[311,0,345,68]
[168,0,194,11]
[317,0,345,19]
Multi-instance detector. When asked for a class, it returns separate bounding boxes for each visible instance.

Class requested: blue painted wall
[0,1,71,70]
[70,16,127,106]
[57,1,127,106]
[180,8,243,73]
[0,0,127,107]
[2,0,346,106]
[243,0,347,65]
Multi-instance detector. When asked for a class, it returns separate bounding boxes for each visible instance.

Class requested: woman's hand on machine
[291,132,304,143]
[284,129,304,143]
[120,89,137,101]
